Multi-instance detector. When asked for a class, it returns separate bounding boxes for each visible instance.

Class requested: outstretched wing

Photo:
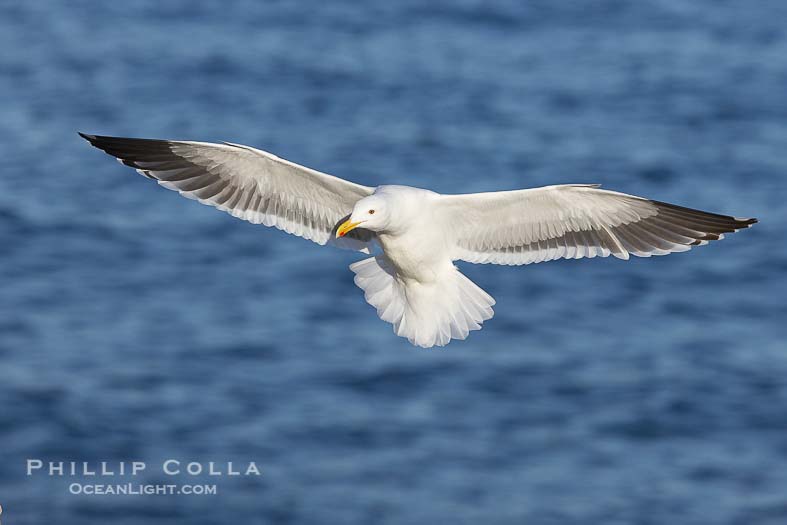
[438,184,757,265]
[80,133,376,251]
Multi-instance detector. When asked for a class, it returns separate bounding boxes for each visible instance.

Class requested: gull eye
[368,209,375,215]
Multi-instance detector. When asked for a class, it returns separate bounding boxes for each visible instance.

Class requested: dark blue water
[1,1,786,523]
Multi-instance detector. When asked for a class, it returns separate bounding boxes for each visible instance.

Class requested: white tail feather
[350,256,495,348]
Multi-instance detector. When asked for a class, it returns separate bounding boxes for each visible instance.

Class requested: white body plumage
[346,186,495,347]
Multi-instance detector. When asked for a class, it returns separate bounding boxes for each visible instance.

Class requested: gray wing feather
[439,184,756,265]
[80,133,376,252]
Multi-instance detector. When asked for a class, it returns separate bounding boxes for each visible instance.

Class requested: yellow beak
[336,219,363,237]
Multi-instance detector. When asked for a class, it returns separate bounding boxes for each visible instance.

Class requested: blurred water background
[1,1,786,523]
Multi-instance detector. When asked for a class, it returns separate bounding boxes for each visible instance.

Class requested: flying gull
[80,133,757,347]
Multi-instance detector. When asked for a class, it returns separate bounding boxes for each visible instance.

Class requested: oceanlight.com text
[69,483,217,496]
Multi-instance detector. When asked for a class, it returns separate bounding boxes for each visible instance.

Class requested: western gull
[80,133,757,347]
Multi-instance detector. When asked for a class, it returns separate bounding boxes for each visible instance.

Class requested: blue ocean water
[1,1,786,523]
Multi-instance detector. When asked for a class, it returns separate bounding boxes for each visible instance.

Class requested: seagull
[80,133,757,348]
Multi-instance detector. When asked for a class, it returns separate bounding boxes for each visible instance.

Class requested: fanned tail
[349,256,495,348]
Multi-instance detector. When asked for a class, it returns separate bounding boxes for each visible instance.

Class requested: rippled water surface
[1,1,786,523]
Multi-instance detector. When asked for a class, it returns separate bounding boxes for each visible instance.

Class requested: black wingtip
[78,132,96,142]
[734,216,758,228]
[652,199,759,231]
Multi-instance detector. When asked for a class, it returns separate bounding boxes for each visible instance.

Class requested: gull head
[337,195,390,237]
